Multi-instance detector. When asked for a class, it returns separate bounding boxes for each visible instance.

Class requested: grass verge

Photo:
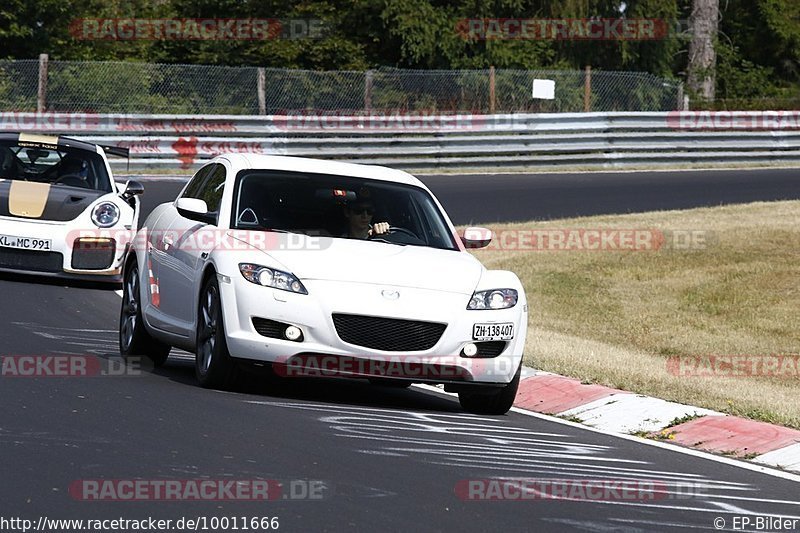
[467,200,800,429]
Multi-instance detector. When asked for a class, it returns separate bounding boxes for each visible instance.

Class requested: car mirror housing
[121,180,144,200]
[460,227,492,249]
[176,197,215,225]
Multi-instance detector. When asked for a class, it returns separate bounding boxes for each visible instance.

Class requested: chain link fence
[0,59,683,114]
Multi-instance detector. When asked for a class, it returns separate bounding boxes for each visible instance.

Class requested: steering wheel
[368,226,424,245]
[385,226,419,239]
[54,174,90,189]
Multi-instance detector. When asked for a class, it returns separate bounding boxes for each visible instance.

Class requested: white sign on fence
[532,79,555,100]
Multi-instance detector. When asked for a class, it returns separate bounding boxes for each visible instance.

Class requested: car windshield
[231,170,458,251]
[0,140,112,192]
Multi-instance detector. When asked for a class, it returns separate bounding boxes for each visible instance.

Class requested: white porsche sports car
[120,154,527,414]
[0,133,143,282]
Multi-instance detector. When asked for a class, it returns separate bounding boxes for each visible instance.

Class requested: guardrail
[2,112,799,171]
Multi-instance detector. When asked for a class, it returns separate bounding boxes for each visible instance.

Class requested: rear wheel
[195,274,239,389]
[119,260,170,367]
[458,363,521,415]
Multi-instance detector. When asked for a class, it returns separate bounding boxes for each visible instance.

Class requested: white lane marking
[12,322,117,333]
[608,518,730,531]
[710,500,760,514]
[568,500,800,520]
[412,383,800,483]
[409,452,748,484]
[114,289,123,297]
[245,398,800,518]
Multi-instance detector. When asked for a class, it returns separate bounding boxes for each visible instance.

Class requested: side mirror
[176,197,215,225]
[460,226,492,249]
[121,180,144,200]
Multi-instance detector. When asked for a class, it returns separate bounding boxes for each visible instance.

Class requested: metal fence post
[584,65,591,113]
[364,70,374,113]
[489,66,496,114]
[37,54,48,113]
[257,68,266,115]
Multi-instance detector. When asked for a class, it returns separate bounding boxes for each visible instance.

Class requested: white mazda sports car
[120,154,527,414]
[0,133,142,282]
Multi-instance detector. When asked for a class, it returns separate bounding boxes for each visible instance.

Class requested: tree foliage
[0,0,797,100]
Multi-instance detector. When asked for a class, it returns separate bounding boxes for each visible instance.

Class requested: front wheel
[195,274,239,389]
[458,363,521,415]
[119,260,170,366]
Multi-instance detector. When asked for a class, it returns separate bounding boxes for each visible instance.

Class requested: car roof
[225,154,424,187]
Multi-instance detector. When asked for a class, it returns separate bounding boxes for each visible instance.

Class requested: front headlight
[467,288,518,310]
[91,202,120,228]
[239,263,308,294]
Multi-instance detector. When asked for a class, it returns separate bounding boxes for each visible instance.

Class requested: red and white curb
[514,369,800,474]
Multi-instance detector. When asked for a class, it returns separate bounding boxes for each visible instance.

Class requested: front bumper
[0,216,130,280]
[217,275,527,385]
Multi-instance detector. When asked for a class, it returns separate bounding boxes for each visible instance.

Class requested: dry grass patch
[467,201,800,428]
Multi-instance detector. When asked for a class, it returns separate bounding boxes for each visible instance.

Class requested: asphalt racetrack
[1,167,799,531]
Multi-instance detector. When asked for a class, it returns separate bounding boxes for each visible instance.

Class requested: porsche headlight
[467,288,518,310]
[91,202,120,228]
[239,263,308,294]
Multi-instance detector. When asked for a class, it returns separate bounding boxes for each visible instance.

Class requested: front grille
[0,248,63,273]
[71,238,115,270]
[332,313,446,352]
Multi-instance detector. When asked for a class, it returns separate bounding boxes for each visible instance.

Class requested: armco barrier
[1,112,799,171]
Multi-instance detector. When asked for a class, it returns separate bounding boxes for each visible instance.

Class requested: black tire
[119,260,170,367]
[458,363,521,415]
[195,274,239,389]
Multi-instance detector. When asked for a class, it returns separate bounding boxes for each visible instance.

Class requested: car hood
[228,232,483,295]
[0,180,107,221]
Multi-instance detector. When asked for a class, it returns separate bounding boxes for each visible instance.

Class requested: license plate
[472,322,514,341]
[0,234,52,251]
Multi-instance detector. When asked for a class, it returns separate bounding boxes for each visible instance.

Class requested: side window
[181,165,214,199]
[181,163,226,225]
[199,165,227,223]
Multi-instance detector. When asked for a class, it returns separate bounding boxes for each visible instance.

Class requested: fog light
[285,326,302,341]
[462,343,478,357]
